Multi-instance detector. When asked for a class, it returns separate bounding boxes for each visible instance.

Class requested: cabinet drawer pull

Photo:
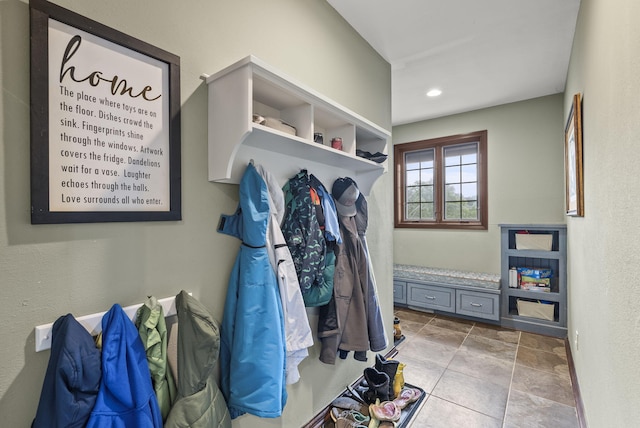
[470,302,483,307]
[425,295,436,300]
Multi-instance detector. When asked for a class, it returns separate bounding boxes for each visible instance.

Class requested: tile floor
[394,306,580,428]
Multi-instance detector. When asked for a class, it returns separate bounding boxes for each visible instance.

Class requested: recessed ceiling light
[426,88,442,97]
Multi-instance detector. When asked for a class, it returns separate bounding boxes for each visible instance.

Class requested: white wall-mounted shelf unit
[201,56,390,194]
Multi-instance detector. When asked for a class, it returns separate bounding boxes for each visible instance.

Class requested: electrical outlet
[575,330,579,351]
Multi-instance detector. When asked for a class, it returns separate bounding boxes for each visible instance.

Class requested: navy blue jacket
[32,314,102,428]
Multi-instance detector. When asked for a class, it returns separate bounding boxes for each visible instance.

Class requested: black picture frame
[30,0,181,224]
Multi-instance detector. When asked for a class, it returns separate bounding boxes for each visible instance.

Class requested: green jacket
[135,296,177,421]
[164,291,231,428]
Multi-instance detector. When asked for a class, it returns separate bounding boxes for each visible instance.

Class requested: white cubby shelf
[201,56,390,194]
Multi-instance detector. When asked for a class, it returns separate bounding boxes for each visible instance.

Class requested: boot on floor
[363,367,390,404]
[375,354,400,399]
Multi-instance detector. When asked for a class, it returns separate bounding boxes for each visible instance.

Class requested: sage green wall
[564,0,640,426]
[0,1,393,426]
[392,94,565,274]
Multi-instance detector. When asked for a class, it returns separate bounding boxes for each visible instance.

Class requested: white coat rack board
[34,294,184,352]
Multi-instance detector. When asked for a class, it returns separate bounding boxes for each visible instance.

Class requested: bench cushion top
[394,264,501,290]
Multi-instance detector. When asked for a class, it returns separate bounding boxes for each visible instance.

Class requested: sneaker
[331,395,368,413]
[330,407,370,425]
[335,417,369,428]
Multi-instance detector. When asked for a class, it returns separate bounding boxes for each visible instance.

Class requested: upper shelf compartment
[201,56,391,195]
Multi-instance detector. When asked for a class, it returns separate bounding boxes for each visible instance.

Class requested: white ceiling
[327,0,581,125]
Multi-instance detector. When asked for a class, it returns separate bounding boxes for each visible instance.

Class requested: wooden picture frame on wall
[565,93,584,217]
[30,0,181,224]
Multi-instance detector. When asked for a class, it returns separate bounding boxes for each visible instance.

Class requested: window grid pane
[443,142,479,220]
[462,201,478,220]
[406,186,420,203]
[461,183,477,200]
[420,185,434,203]
[445,202,461,220]
[406,170,420,186]
[445,165,461,185]
[445,184,461,202]
[405,149,435,221]
[421,203,434,219]
[406,203,421,219]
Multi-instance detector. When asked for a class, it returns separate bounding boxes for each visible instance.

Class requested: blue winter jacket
[218,162,287,419]
[86,304,162,427]
[32,314,101,428]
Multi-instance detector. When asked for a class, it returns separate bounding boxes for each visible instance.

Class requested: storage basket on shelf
[516,299,554,321]
[515,233,553,251]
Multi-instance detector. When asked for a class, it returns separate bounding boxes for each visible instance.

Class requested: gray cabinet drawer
[456,289,499,321]
[407,282,454,312]
[393,280,407,304]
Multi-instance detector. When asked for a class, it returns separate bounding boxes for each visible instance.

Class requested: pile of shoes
[355,149,388,164]
[336,354,421,427]
[329,396,370,427]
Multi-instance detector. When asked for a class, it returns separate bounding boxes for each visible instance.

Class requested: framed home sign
[564,93,584,217]
[30,0,181,224]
